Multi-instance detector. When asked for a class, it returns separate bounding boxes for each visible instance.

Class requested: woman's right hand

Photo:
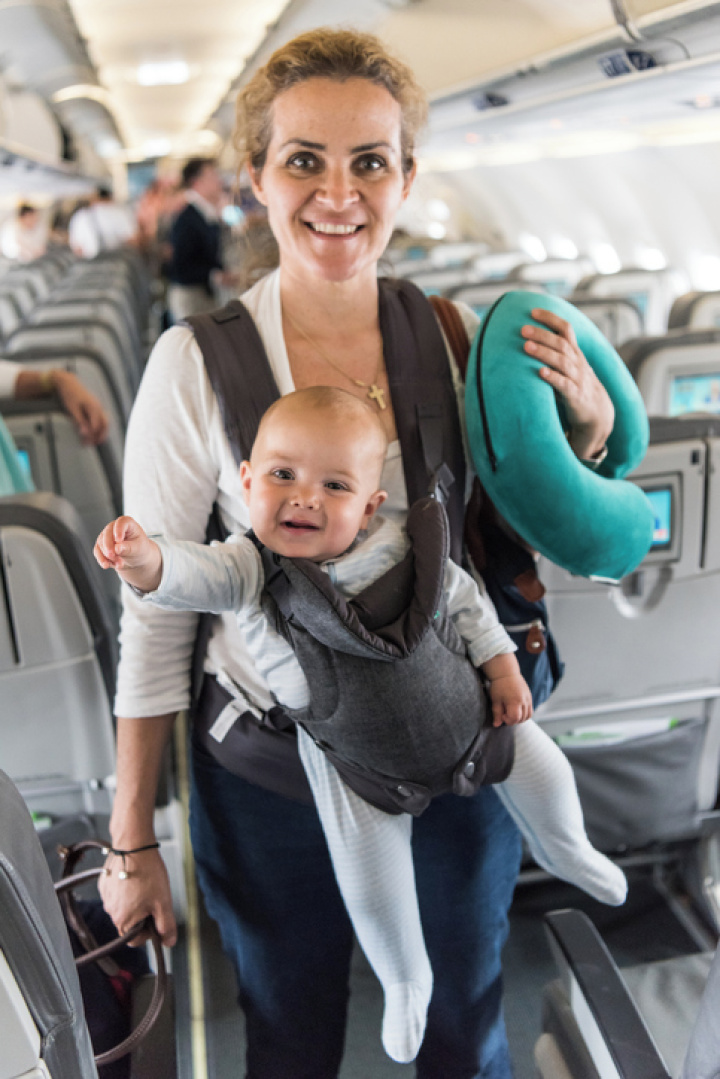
[98,846,178,948]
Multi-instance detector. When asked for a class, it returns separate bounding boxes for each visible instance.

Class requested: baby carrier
[184,279,559,804]
[252,496,508,815]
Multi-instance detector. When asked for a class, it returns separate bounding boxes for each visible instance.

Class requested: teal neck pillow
[464,291,654,580]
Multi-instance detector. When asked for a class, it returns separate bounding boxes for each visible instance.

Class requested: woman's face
[249,77,416,286]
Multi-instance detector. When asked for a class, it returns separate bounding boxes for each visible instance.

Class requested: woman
[100,28,613,1078]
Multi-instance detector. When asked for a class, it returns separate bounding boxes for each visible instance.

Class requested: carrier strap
[184,299,280,465]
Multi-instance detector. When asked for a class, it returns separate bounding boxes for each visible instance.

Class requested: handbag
[55,839,169,1075]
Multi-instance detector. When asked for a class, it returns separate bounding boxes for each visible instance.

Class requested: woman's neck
[279,264,380,339]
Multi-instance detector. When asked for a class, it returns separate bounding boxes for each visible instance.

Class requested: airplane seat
[620,327,720,418]
[669,290,720,332]
[0,490,188,927]
[4,264,53,305]
[0,276,35,319]
[570,295,645,347]
[0,488,117,818]
[399,265,478,296]
[506,257,593,297]
[573,267,689,336]
[0,352,127,467]
[26,305,143,389]
[0,395,123,617]
[535,415,720,928]
[33,295,145,377]
[0,767,98,1079]
[3,329,136,421]
[0,291,22,341]
[450,280,547,320]
[535,908,719,1079]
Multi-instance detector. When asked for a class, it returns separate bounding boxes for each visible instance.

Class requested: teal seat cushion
[464,291,654,580]
[0,415,34,497]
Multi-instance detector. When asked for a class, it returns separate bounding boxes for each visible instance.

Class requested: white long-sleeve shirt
[0,361,20,398]
[139,516,514,724]
[114,269,481,719]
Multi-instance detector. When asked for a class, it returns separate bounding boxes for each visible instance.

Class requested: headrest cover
[464,291,654,580]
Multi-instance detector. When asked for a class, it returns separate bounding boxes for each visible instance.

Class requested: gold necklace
[284,309,387,411]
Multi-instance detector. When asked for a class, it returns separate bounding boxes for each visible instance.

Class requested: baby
[95,386,626,1063]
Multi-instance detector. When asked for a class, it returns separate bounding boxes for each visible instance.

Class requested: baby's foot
[381,980,433,1063]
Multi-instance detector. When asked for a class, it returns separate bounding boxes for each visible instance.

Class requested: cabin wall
[411,139,720,288]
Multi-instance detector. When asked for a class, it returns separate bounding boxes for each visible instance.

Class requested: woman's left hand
[521,308,614,460]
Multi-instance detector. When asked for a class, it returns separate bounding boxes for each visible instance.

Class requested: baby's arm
[94,517,263,614]
[482,652,533,727]
[444,559,532,726]
[94,515,163,593]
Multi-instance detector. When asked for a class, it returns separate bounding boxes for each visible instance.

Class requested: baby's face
[240,409,386,562]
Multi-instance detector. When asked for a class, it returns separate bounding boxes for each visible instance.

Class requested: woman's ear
[239,460,253,501]
[248,166,268,207]
[360,489,388,529]
[401,159,417,201]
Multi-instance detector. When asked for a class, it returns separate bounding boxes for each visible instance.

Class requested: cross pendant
[367,383,386,410]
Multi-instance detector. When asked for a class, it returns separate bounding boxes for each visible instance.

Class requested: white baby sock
[297,727,433,1062]
[498,719,627,906]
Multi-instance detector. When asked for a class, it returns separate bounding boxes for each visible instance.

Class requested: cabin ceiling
[2,0,720,174]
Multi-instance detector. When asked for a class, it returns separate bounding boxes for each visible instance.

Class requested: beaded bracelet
[102,841,160,880]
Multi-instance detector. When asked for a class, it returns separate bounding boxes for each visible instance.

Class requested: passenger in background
[101,28,614,1079]
[0,360,108,446]
[0,203,48,262]
[166,158,237,321]
[68,186,137,260]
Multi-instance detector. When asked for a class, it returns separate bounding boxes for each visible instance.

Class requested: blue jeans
[190,736,522,1079]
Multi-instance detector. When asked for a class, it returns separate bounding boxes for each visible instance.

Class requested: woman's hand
[98,846,178,948]
[53,370,109,446]
[521,308,614,460]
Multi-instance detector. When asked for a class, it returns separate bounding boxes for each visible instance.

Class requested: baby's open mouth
[282,520,319,530]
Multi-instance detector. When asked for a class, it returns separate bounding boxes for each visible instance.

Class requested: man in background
[166,158,235,321]
[68,186,136,259]
[0,204,47,262]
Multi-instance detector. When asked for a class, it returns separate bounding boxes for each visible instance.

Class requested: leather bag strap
[56,839,168,1067]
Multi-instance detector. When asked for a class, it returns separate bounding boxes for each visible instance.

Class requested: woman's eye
[354,153,387,173]
[287,152,320,172]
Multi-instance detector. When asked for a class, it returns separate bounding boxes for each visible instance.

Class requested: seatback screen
[645,487,672,548]
[670,373,720,416]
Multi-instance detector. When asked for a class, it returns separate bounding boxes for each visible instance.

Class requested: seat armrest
[543,909,671,1079]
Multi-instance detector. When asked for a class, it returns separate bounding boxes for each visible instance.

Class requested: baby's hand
[94,516,163,593]
[488,672,533,727]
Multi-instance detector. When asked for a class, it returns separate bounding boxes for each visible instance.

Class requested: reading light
[136,61,190,87]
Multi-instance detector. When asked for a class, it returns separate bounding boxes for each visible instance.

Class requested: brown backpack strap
[430,295,472,377]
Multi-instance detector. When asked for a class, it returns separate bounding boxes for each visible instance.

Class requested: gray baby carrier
[185,279,515,810]
[253,496,507,815]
